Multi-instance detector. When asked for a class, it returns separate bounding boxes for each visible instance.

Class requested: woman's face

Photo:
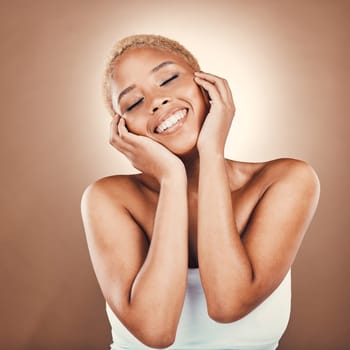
[111,47,209,155]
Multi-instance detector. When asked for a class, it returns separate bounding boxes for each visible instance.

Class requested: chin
[165,132,199,157]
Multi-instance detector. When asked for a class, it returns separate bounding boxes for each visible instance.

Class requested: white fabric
[106,269,291,350]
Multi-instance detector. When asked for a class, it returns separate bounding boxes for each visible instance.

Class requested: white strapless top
[106,269,291,350]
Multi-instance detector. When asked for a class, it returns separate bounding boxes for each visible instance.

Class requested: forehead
[111,47,191,90]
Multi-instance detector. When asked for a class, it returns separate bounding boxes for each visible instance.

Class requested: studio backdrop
[1,1,349,349]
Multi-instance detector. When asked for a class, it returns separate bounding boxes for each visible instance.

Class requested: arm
[194,72,320,322]
[80,117,188,348]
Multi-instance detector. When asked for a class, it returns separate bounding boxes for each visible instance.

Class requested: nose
[152,98,170,113]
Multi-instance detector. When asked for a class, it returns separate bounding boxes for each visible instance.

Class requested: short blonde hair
[103,34,201,116]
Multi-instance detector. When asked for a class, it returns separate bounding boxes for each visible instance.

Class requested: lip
[153,107,189,134]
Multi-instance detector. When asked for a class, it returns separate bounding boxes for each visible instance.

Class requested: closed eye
[126,97,144,112]
[160,74,179,86]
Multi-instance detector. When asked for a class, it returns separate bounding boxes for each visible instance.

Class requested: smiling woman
[106,40,209,156]
[80,34,320,350]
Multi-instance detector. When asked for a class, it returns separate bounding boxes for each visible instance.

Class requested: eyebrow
[151,60,175,73]
[117,61,176,104]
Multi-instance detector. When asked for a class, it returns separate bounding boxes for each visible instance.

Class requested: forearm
[128,170,188,337]
[197,152,253,319]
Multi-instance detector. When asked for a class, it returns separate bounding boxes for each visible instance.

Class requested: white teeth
[156,109,187,133]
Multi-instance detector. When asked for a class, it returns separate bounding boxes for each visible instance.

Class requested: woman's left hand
[194,71,236,155]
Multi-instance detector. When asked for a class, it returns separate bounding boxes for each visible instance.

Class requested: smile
[155,108,188,134]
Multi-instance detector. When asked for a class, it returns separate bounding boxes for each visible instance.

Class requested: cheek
[124,116,148,136]
[184,83,209,121]
[177,76,206,104]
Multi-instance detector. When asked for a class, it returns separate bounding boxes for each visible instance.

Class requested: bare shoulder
[81,174,143,211]
[262,158,321,200]
[80,174,148,244]
[226,157,320,194]
[264,157,319,179]
[81,174,139,198]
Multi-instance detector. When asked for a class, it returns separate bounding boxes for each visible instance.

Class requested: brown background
[1,0,349,349]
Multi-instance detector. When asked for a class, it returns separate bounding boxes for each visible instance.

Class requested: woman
[81,34,320,350]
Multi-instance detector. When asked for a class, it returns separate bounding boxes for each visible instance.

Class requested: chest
[131,180,266,267]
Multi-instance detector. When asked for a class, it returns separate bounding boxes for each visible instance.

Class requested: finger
[194,76,222,103]
[118,118,145,147]
[194,71,224,82]
[109,115,120,142]
[110,114,120,129]
[109,115,130,151]
[195,71,233,103]
[117,117,128,138]
[194,71,233,104]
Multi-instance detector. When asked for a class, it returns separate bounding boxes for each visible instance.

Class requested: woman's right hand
[110,115,185,182]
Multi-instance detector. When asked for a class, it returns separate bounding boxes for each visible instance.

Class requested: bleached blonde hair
[102,34,201,116]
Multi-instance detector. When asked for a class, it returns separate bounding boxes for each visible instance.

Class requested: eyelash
[126,74,179,112]
[126,98,144,112]
[160,74,179,86]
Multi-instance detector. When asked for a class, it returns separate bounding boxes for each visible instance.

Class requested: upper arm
[80,177,148,318]
[242,159,320,303]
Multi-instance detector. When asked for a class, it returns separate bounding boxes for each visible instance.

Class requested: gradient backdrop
[1,1,349,349]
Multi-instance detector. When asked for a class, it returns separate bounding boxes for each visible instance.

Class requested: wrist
[159,162,187,185]
[198,147,225,160]
[197,136,225,156]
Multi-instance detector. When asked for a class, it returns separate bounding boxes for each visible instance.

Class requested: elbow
[136,315,178,348]
[207,300,253,323]
[134,320,177,348]
[138,330,176,349]
[108,302,177,348]
[208,308,246,324]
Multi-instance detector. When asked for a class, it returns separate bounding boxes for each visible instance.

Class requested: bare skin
[81,47,320,348]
